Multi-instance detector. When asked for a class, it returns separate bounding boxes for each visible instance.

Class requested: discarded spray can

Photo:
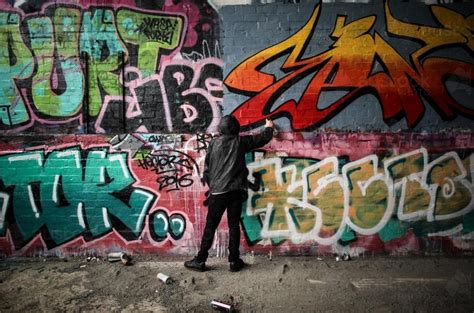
[211,300,234,312]
[107,252,132,265]
[120,253,132,265]
[157,273,172,284]
[108,252,123,262]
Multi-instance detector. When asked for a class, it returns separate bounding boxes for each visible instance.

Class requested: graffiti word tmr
[0,147,156,248]
[243,148,474,245]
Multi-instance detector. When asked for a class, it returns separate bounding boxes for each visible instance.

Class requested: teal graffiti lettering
[0,12,34,127]
[0,147,156,248]
[28,7,83,117]
[149,210,186,242]
[80,8,126,117]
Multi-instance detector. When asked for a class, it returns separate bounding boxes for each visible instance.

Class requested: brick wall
[0,0,472,257]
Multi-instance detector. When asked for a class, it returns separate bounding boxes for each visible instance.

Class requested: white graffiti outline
[342,155,395,236]
[0,192,10,231]
[246,148,474,245]
[384,148,429,222]
[423,151,474,222]
[95,58,223,133]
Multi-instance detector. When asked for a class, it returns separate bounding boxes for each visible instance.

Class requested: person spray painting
[184,116,274,272]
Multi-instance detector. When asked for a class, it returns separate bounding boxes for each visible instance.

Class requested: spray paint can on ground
[211,299,234,312]
[107,252,132,265]
[157,273,172,284]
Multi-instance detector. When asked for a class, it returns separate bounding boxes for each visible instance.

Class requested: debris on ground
[1,255,473,312]
[157,272,172,284]
[107,252,132,265]
[211,299,234,312]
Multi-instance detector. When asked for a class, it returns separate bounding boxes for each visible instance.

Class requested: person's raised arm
[241,119,274,152]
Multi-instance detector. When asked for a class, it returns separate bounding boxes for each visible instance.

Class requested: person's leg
[227,190,244,263]
[196,194,227,262]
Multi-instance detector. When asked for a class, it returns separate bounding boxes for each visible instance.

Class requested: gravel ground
[0,254,473,312]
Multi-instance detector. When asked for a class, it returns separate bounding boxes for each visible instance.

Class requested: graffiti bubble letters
[95,59,223,133]
[149,209,187,242]
[242,148,474,245]
[225,3,474,130]
[0,147,156,248]
[0,4,187,132]
[137,150,199,192]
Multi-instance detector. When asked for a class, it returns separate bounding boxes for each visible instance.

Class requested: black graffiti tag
[137,17,178,44]
[196,133,218,153]
[137,149,199,192]
[156,172,194,192]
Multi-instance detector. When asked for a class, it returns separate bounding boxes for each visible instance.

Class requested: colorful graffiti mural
[0,0,473,258]
[0,146,155,245]
[0,133,473,256]
[225,1,473,130]
[0,0,222,134]
[242,148,474,248]
[0,136,194,255]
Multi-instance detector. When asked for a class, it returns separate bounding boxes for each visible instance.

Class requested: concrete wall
[0,0,472,257]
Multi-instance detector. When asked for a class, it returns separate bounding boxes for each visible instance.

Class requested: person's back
[204,116,272,195]
[185,115,274,272]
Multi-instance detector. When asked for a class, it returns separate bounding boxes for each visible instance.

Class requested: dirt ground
[0,253,473,312]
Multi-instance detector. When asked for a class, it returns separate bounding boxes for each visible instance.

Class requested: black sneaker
[184,258,206,272]
[229,258,246,272]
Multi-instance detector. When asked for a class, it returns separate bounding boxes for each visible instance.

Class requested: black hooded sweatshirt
[202,116,273,194]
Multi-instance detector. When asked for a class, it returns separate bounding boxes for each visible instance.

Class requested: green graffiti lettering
[148,210,186,242]
[0,12,34,127]
[28,9,83,117]
[80,9,126,116]
[116,9,183,76]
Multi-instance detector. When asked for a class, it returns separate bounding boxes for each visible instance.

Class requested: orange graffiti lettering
[225,2,474,130]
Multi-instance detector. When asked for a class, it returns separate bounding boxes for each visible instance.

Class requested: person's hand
[265,118,273,128]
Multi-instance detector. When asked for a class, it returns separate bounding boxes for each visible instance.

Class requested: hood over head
[218,115,240,135]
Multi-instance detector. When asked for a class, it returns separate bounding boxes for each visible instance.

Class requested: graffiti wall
[0,0,473,257]
[223,0,473,132]
[0,0,222,134]
[0,133,473,257]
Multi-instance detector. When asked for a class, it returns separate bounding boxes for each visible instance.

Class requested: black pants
[196,190,244,263]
